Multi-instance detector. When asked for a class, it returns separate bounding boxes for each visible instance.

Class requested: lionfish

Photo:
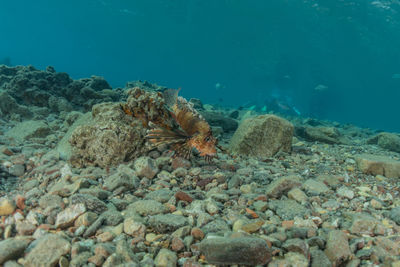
[146,88,218,161]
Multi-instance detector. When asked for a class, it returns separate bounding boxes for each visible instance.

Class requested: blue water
[1,0,400,131]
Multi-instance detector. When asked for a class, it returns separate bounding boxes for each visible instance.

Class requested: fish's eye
[204,136,211,142]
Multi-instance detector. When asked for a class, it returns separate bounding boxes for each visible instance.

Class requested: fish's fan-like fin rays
[174,106,211,137]
[146,122,189,148]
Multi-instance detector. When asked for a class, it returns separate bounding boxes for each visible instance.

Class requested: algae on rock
[229,114,294,157]
[69,87,170,168]
[69,102,147,168]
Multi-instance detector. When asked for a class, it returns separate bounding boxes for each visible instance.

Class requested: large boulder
[5,120,51,142]
[69,102,147,168]
[296,125,350,144]
[229,114,294,157]
[355,154,400,178]
[367,132,400,153]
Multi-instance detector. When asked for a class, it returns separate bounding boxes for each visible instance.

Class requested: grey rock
[126,200,167,216]
[266,175,302,198]
[104,165,139,192]
[70,193,108,214]
[229,114,293,157]
[5,120,51,141]
[269,199,311,220]
[39,194,63,210]
[144,188,174,203]
[8,164,25,177]
[83,216,105,238]
[134,156,159,179]
[201,111,238,132]
[300,126,350,144]
[69,103,147,168]
[199,237,272,265]
[0,238,31,264]
[25,234,71,267]
[282,238,310,259]
[56,203,86,229]
[102,210,124,226]
[310,247,332,267]
[148,214,188,233]
[324,230,351,266]
[355,154,400,178]
[367,132,400,153]
[389,206,400,225]
[154,248,177,267]
[303,179,330,195]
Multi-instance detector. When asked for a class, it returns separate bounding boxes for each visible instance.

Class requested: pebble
[199,236,272,265]
[25,234,71,267]
[0,198,16,216]
[134,156,159,179]
[324,230,351,266]
[55,203,86,228]
[0,238,31,264]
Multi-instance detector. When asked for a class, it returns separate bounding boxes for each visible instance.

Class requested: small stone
[59,256,69,267]
[288,188,308,203]
[199,237,272,265]
[0,238,31,264]
[16,222,36,236]
[127,200,167,216]
[174,191,193,203]
[75,212,98,227]
[104,165,139,192]
[88,254,105,266]
[171,237,185,252]
[56,203,86,229]
[154,248,177,267]
[0,198,16,216]
[134,156,159,179]
[25,234,71,267]
[241,220,264,233]
[253,201,268,212]
[97,231,115,242]
[8,164,25,177]
[303,179,330,195]
[282,238,310,259]
[266,175,302,198]
[171,157,191,169]
[324,230,351,266]
[69,193,108,214]
[123,217,146,237]
[149,214,188,233]
[191,227,205,240]
[337,187,354,200]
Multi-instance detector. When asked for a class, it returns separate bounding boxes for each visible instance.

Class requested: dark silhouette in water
[0,57,11,66]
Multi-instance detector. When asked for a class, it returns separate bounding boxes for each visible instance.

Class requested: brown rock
[175,191,193,203]
[229,115,293,157]
[355,154,400,178]
[324,230,351,266]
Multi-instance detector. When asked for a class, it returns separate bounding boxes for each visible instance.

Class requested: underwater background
[1,0,400,131]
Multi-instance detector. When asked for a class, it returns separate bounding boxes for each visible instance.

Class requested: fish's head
[189,132,218,160]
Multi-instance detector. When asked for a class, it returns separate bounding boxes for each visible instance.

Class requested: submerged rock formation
[229,114,294,157]
[68,102,147,168]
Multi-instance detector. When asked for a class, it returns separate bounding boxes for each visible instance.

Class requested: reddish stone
[171,157,191,169]
[88,254,105,266]
[16,195,26,210]
[171,237,185,252]
[191,227,205,240]
[175,191,193,203]
[282,220,294,229]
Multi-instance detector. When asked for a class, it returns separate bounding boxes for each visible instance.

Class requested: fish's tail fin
[146,121,186,144]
